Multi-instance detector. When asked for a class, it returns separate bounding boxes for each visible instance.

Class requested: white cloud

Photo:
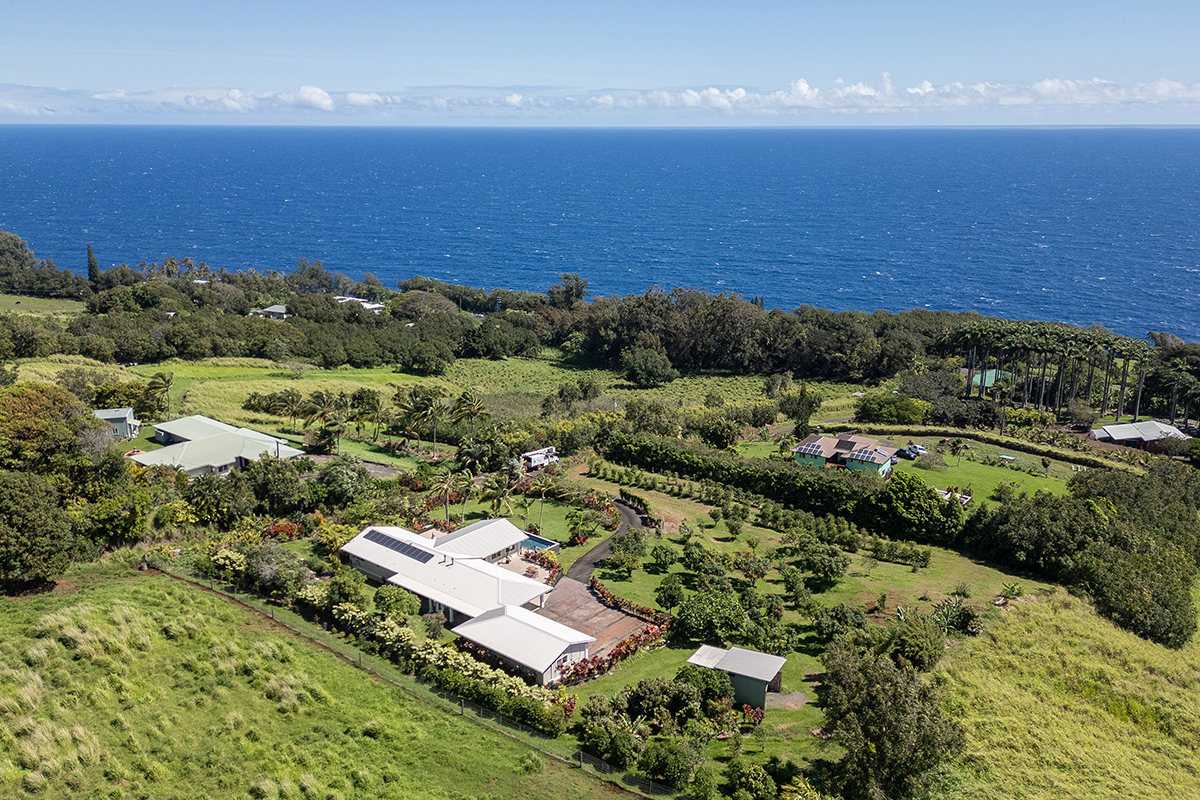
[346,92,386,106]
[4,75,1200,123]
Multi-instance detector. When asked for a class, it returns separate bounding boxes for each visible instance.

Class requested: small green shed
[687,645,787,709]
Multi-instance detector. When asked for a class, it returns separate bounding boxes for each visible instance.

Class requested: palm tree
[270,388,304,433]
[148,371,174,418]
[1131,344,1152,422]
[452,389,491,436]
[456,440,489,475]
[529,473,556,534]
[352,388,384,440]
[453,471,477,519]
[429,467,460,522]
[482,474,515,518]
[424,398,450,456]
[301,390,339,428]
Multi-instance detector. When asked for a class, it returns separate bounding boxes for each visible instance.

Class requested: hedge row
[604,433,963,545]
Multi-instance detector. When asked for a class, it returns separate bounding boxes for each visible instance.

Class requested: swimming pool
[521,534,560,553]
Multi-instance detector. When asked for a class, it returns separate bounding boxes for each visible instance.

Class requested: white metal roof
[688,645,786,683]
[131,432,302,472]
[1095,421,1187,443]
[341,527,549,619]
[687,644,728,670]
[433,518,527,559]
[93,407,136,422]
[452,605,593,673]
[155,415,243,442]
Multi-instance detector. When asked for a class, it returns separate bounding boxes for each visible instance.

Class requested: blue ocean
[1,126,1198,340]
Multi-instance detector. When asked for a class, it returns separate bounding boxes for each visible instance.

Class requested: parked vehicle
[897,447,918,460]
[909,444,928,455]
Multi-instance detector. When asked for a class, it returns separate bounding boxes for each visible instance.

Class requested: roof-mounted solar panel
[364,529,435,563]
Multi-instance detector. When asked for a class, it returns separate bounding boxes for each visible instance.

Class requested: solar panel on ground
[364,529,435,563]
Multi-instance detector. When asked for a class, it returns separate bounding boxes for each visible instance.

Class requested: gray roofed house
[131,414,302,477]
[251,304,289,320]
[154,415,242,445]
[451,605,594,685]
[341,526,551,623]
[93,407,141,440]
[1093,421,1187,452]
[688,645,787,708]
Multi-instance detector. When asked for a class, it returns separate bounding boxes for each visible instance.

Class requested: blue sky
[3,1,1199,124]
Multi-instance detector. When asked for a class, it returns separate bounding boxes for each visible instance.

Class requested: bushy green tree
[0,471,74,586]
[821,641,964,800]
[374,584,421,617]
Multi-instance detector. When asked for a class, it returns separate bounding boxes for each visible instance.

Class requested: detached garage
[688,645,787,709]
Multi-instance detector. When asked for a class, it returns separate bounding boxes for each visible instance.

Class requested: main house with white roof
[341,518,594,685]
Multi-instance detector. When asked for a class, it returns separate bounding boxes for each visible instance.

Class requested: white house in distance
[250,304,289,320]
[1092,420,1188,453]
[93,407,141,440]
[130,414,302,477]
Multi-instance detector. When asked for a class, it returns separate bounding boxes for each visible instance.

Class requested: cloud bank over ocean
[4,74,1200,124]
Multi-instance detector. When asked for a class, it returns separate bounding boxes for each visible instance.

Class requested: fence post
[578,751,583,769]
[460,698,464,715]
[357,651,362,667]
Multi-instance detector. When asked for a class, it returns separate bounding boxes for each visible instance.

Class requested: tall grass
[0,573,619,800]
[932,588,1200,800]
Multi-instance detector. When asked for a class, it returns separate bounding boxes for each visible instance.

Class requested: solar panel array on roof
[364,529,435,563]
[796,442,825,456]
[847,447,882,462]
[834,438,856,451]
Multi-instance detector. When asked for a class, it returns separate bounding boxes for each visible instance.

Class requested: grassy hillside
[0,570,619,800]
[932,587,1200,800]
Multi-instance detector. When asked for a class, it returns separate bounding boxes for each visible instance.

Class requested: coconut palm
[453,471,477,518]
[147,371,174,418]
[429,467,461,522]
[529,473,556,534]
[483,474,515,518]
[452,389,491,436]
[270,388,304,433]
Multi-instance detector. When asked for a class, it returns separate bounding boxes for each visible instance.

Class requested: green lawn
[0,293,85,319]
[894,454,1067,500]
[114,424,163,454]
[0,568,618,800]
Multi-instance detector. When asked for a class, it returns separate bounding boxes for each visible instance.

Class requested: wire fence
[160,569,678,799]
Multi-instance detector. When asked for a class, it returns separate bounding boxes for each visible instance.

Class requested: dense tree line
[3,224,1197,425]
[959,460,1200,647]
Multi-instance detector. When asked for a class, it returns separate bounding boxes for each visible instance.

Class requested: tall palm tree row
[947,320,1155,421]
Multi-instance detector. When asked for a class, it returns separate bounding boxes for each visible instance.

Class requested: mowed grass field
[0,569,619,800]
[0,293,85,319]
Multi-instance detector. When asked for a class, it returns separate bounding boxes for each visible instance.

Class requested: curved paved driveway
[564,500,642,583]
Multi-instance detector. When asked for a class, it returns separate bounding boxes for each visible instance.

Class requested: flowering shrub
[524,550,561,584]
[555,623,667,684]
[590,578,673,627]
[266,521,302,540]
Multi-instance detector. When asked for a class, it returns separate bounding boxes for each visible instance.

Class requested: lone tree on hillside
[821,641,964,800]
